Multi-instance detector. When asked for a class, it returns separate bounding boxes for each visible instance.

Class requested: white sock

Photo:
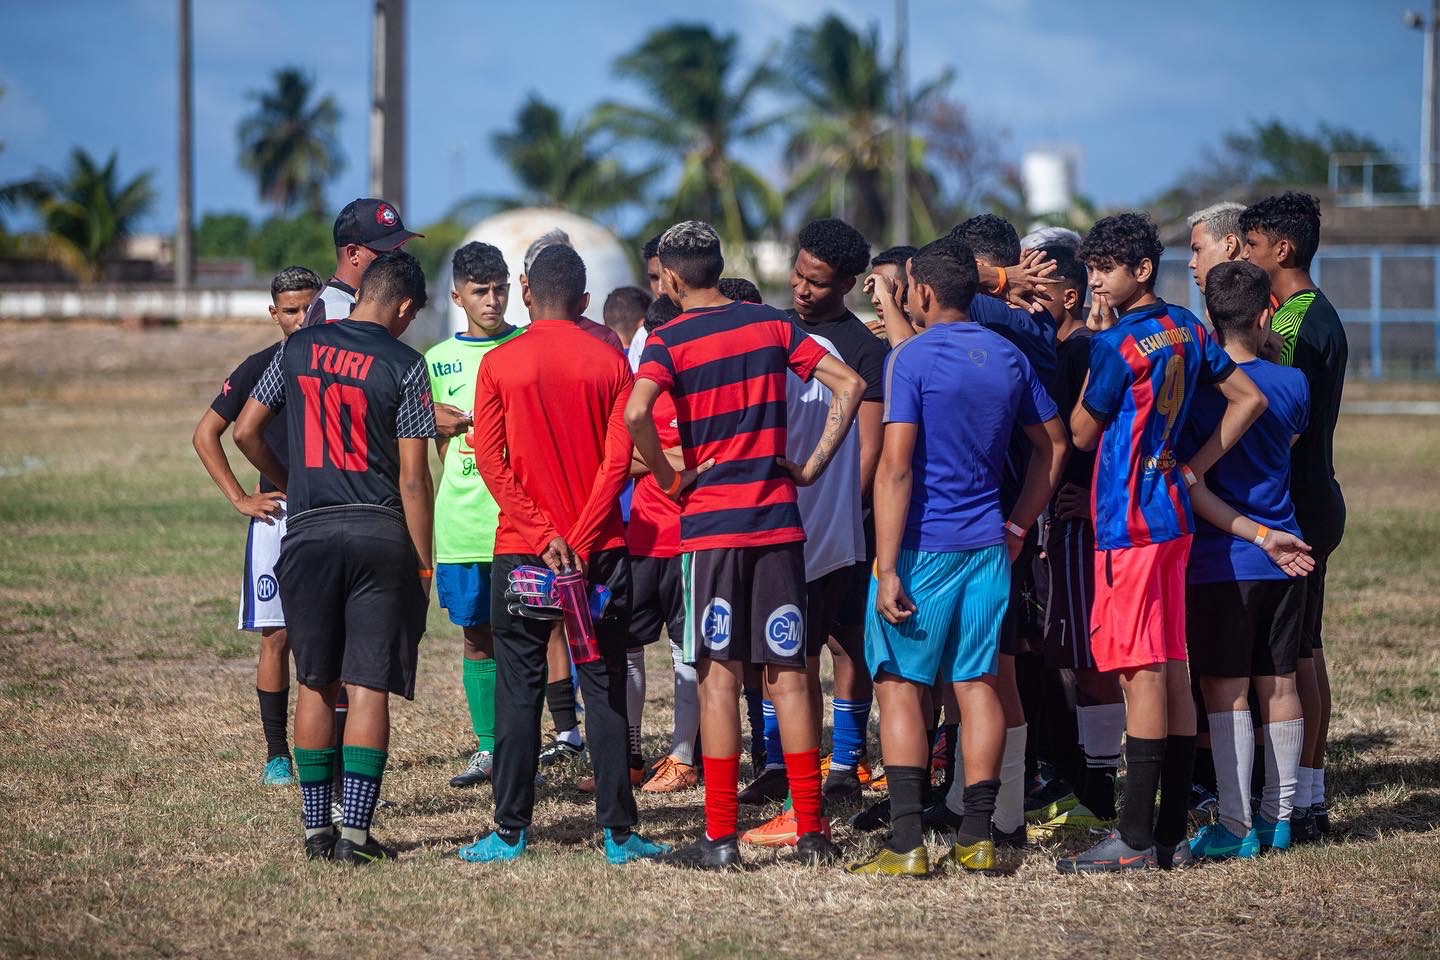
[945,728,967,816]
[669,641,699,766]
[556,727,582,748]
[1208,711,1254,836]
[1312,767,1326,808]
[1261,718,1303,823]
[625,649,646,758]
[1295,765,1315,812]
[992,725,1028,833]
[1078,703,1125,769]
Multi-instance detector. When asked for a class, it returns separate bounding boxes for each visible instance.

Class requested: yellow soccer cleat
[846,845,930,878]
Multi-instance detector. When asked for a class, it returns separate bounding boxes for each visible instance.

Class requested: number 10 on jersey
[298,375,368,471]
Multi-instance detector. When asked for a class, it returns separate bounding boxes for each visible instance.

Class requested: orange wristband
[1252,525,1269,546]
[664,470,683,497]
[990,265,1007,295]
[418,568,434,579]
[1180,465,1198,488]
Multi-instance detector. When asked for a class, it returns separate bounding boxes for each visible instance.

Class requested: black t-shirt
[1281,289,1348,552]
[1053,327,1096,492]
[211,342,289,493]
[251,319,437,518]
[787,308,888,404]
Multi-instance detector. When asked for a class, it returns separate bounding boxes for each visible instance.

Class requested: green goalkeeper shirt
[425,327,526,563]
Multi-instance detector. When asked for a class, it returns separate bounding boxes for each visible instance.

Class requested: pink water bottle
[554,568,601,664]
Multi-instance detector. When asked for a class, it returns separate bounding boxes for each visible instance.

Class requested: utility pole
[175,0,194,289]
[892,0,910,245]
[370,0,406,207]
[1412,2,1439,207]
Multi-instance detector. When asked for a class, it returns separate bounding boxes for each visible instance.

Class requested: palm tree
[594,24,782,269]
[450,95,654,224]
[783,14,951,245]
[237,68,344,215]
[21,148,155,281]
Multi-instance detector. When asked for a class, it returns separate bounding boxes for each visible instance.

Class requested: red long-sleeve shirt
[473,318,634,559]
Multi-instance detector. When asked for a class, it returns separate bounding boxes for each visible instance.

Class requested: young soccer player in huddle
[1059,213,1267,873]
[1182,260,1315,860]
[849,238,1067,877]
[425,242,525,789]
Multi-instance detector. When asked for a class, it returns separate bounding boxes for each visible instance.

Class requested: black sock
[545,679,578,734]
[1250,745,1266,799]
[939,723,959,792]
[1117,736,1166,850]
[1155,734,1197,847]
[257,688,289,761]
[958,779,1000,845]
[1082,765,1118,821]
[609,827,632,843]
[496,826,523,845]
[885,765,926,852]
[1194,745,1217,793]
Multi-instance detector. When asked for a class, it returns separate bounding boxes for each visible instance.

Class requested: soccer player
[847,237,1066,877]
[521,229,625,354]
[1058,213,1267,873]
[1182,260,1314,860]
[1240,191,1348,839]
[603,285,652,353]
[864,244,918,340]
[192,265,321,785]
[626,220,864,869]
[424,242,525,789]
[626,233,668,372]
[1024,249,1128,835]
[459,243,667,865]
[234,250,436,865]
[302,198,420,328]
[1187,202,1246,295]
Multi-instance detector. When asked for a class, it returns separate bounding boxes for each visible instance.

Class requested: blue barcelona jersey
[1081,301,1235,550]
[1179,358,1309,583]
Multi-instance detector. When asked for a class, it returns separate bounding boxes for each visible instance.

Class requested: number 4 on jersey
[298,375,368,471]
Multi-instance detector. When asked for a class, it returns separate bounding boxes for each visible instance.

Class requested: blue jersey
[1180,358,1309,583]
[1081,301,1234,550]
[883,322,1057,553]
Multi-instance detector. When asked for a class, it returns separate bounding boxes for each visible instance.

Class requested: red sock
[702,754,740,840]
[784,749,824,835]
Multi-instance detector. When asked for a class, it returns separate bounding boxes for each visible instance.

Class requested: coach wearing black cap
[302,198,422,329]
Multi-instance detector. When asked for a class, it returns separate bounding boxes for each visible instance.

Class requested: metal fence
[1156,245,1440,379]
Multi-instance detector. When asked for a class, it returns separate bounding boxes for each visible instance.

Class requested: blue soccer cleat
[604,828,671,865]
[1255,815,1292,852]
[262,756,296,786]
[458,829,528,863]
[1189,822,1259,861]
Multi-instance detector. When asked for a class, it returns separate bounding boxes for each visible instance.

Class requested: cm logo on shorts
[702,598,732,652]
[765,604,803,658]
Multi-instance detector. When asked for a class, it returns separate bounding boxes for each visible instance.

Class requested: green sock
[342,745,388,780]
[340,746,388,845]
[463,656,497,752]
[295,746,336,838]
[295,746,337,785]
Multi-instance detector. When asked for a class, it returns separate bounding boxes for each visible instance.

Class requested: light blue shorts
[865,544,1010,683]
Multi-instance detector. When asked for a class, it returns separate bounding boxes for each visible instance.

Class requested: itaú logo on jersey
[701,598,732,650]
[765,604,804,657]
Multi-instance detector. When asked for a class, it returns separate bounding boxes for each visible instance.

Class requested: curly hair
[643,294,682,332]
[1238,191,1321,270]
[270,265,322,300]
[797,218,871,277]
[908,236,980,312]
[718,276,762,303]
[949,213,1021,266]
[1079,212,1164,283]
[451,241,509,287]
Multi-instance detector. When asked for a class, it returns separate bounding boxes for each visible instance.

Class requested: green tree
[405,217,469,292]
[195,212,253,260]
[249,212,333,277]
[595,24,782,268]
[237,68,344,215]
[19,148,156,281]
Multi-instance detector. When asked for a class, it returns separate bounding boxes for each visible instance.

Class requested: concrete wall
[0,285,272,323]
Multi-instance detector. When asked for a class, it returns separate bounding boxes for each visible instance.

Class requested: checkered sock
[340,745,387,846]
[294,746,336,838]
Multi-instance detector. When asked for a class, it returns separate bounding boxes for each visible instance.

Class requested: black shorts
[1299,551,1330,657]
[832,559,871,631]
[1041,518,1096,670]
[1185,578,1307,679]
[681,543,808,666]
[276,505,428,699]
[806,562,869,659]
[1000,530,1045,656]
[629,554,684,649]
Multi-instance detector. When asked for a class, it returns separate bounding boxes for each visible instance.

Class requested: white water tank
[1021,149,1077,217]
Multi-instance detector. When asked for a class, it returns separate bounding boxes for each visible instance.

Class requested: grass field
[2,321,1439,959]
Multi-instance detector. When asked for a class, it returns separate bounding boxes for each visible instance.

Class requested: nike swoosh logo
[1118,855,1146,865]
[448,384,465,396]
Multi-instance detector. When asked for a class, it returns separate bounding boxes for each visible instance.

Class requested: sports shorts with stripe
[681,543,808,666]
[238,500,287,631]
[1042,516,1096,670]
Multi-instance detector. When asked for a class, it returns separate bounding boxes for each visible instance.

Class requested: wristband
[1004,520,1027,538]
[990,265,1008,295]
[1180,465,1198,488]
[663,470,684,497]
[1252,524,1268,546]
[418,568,434,579]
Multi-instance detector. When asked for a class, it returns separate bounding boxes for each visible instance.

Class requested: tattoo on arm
[806,387,852,475]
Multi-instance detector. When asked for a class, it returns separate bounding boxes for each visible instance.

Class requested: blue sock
[761,698,784,770]
[743,687,765,770]
[831,698,871,769]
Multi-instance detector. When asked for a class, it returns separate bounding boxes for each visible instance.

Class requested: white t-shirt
[627,324,649,373]
[787,332,864,582]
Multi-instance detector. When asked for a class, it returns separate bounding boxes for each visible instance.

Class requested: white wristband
[1004,520,1027,538]
[1180,465,1198,488]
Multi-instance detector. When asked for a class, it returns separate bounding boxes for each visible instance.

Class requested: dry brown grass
[1,322,1438,959]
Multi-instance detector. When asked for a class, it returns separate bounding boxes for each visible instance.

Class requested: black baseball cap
[332,198,422,250]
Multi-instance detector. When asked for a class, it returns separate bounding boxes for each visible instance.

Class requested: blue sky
[0,0,1426,234]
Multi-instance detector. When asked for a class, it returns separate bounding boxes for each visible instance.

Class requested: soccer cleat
[846,845,929,877]
[741,807,833,847]
[993,823,1028,850]
[940,838,998,874]
[1190,783,1219,819]
[820,754,874,787]
[576,767,645,793]
[737,766,789,805]
[1188,822,1259,861]
[330,800,344,827]
[1157,838,1196,870]
[538,738,585,767]
[1290,807,1321,844]
[921,801,962,835]
[641,755,699,794]
[1255,815,1292,851]
[822,766,864,805]
[794,831,843,865]
[333,835,396,866]
[848,798,891,833]
[1025,790,1079,825]
[869,770,888,792]
[661,834,743,870]
[304,829,337,861]
[263,756,296,786]
[1056,829,1155,874]
[1313,799,1330,835]
[457,829,528,864]
[1030,801,1113,837]
[604,828,670,865]
[449,749,493,788]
